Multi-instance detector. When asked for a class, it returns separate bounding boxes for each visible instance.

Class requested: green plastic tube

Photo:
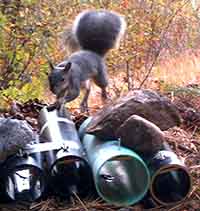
[79,117,150,206]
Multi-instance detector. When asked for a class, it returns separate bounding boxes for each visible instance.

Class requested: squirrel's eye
[61,78,65,82]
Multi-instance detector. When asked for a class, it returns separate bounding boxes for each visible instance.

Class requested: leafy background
[1,0,200,109]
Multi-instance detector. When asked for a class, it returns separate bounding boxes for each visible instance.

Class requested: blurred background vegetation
[0,0,200,109]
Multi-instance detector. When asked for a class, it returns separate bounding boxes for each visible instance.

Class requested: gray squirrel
[48,9,126,112]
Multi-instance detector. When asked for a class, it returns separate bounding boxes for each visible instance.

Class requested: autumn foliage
[0,0,199,107]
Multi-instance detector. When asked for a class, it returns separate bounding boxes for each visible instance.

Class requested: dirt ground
[0,91,199,211]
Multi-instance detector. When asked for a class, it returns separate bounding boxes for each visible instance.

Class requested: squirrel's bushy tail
[63,10,126,56]
[60,26,80,54]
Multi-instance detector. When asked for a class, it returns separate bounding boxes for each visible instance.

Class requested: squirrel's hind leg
[93,75,111,103]
[80,80,91,113]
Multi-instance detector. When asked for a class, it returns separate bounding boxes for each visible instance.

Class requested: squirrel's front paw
[80,101,89,113]
[101,91,113,104]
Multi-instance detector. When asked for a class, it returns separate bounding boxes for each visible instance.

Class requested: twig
[195,192,200,200]
[178,144,194,153]
[72,191,89,211]
[168,202,186,211]
[139,0,190,89]
[192,140,200,146]
[166,138,194,153]
[190,125,198,138]
[189,165,200,170]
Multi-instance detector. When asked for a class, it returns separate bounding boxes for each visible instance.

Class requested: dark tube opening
[151,167,191,204]
[5,165,45,202]
[50,156,93,198]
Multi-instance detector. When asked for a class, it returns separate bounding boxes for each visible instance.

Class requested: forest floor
[0,85,200,211]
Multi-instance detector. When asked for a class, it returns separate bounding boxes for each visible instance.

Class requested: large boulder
[0,118,37,163]
[86,89,181,140]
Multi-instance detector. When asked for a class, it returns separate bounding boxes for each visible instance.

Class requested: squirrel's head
[48,61,72,97]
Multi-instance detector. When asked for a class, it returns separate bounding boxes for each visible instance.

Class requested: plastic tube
[2,139,45,202]
[79,117,150,206]
[38,107,93,198]
[148,148,192,205]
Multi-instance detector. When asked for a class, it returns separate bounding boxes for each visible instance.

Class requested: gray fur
[0,118,37,163]
[73,10,126,55]
[49,51,108,112]
[48,10,126,112]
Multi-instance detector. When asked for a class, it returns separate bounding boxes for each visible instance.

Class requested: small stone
[117,115,165,156]
[0,117,37,163]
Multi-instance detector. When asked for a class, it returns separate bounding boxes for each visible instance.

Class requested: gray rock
[86,89,181,140]
[116,115,165,156]
[0,117,37,162]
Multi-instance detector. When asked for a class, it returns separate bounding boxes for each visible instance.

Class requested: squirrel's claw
[80,101,89,113]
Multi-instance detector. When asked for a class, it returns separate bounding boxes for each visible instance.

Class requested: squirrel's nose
[49,85,57,94]
[48,80,56,94]
[48,75,57,94]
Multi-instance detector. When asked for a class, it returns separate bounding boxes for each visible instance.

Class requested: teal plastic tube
[79,117,150,206]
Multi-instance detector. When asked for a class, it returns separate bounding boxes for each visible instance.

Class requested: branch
[138,0,190,89]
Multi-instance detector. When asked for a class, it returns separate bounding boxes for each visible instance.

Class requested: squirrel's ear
[64,62,72,72]
[47,59,55,70]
